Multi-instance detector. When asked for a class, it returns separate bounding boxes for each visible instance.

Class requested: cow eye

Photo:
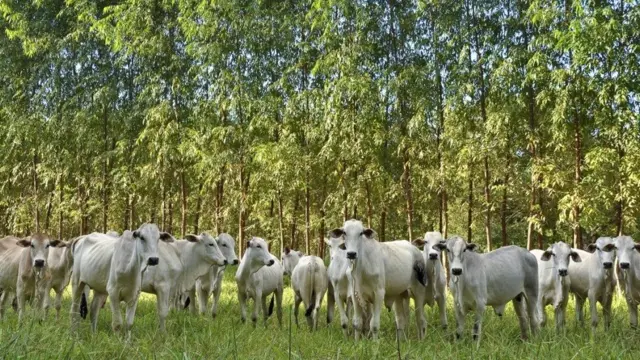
[208,243,215,247]
[46,244,50,249]
[30,244,35,248]
[222,244,227,247]
[256,245,262,249]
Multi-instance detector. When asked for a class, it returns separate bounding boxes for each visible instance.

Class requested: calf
[435,236,538,344]
[568,237,616,329]
[330,220,427,340]
[235,237,283,327]
[141,232,225,331]
[531,242,581,331]
[412,231,448,329]
[192,233,239,317]
[71,224,173,335]
[0,234,65,322]
[614,235,640,328]
[325,236,356,337]
[43,240,74,319]
[282,248,329,331]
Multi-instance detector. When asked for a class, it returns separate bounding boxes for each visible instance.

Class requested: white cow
[324,236,356,337]
[43,240,74,319]
[614,235,640,328]
[235,237,283,327]
[141,232,226,331]
[412,231,448,329]
[282,248,329,331]
[435,236,538,344]
[0,234,65,322]
[330,220,427,340]
[70,223,173,335]
[191,233,239,317]
[568,237,616,329]
[531,241,581,331]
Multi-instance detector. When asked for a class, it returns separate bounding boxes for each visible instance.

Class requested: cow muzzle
[451,268,462,276]
[223,259,228,265]
[346,251,357,260]
[558,269,568,277]
[34,259,45,268]
[267,259,275,267]
[429,253,439,260]
[603,262,613,269]
[620,262,630,270]
[233,259,239,265]
[147,257,159,266]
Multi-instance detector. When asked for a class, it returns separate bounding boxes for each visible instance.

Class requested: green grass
[1,269,639,359]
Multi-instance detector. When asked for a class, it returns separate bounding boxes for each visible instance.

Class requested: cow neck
[352,239,379,274]
[236,254,265,282]
[117,236,145,276]
[179,243,213,291]
[621,251,640,295]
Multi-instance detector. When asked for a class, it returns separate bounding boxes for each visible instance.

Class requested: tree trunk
[290,194,299,249]
[238,163,249,256]
[161,175,167,231]
[180,170,188,238]
[537,187,544,249]
[278,191,285,257]
[102,104,109,233]
[501,157,510,247]
[44,187,54,232]
[33,153,40,233]
[365,180,373,228]
[304,179,310,254]
[467,164,473,242]
[130,194,136,230]
[402,148,414,241]
[167,198,173,234]
[572,110,583,249]
[194,183,203,234]
[380,209,387,242]
[58,174,64,239]
[483,156,492,251]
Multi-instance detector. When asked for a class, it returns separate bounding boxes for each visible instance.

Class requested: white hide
[70,224,172,335]
[43,241,74,319]
[531,241,581,331]
[324,236,357,337]
[331,220,427,341]
[441,236,539,344]
[614,235,640,328]
[235,237,283,327]
[141,232,225,331]
[283,250,328,331]
[568,237,617,330]
[413,231,448,329]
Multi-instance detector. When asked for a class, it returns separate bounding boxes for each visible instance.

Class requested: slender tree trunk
[161,181,167,232]
[304,178,310,254]
[341,161,348,221]
[180,170,188,238]
[380,210,387,242]
[501,157,510,247]
[365,180,373,228]
[278,191,285,257]
[130,194,136,230]
[537,187,544,249]
[58,174,64,239]
[319,181,326,258]
[573,110,583,249]
[150,196,157,224]
[44,187,54,232]
[194,183,203,234]
[483,156,491,251]
[167,198,173,234]
[402,148,414,241]
[238,164,247,256]
[467,163,473,242]
[102,105,109,233]
[290,194,299,249]
[33,153,40,233]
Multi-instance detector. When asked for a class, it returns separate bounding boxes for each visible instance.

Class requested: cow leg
[603,294,613,330]
[352,299,364,341]
[252,289,262,327]
[413,290,427,340]
[238,290,247,323]
[196,281,208,316]
[54,289,64,320]
[436,291,448,329]
[293,292,302,328]
[326,282,335,325]
[261,295,269,327]
[336,292,349,338]
[70,280,84,331]
[124,297,140,339]
[392,298,408,342]
[454,301,465,340]
[628,300,638,329]
[109,292,123,333]
[156,287,170,332]
[211,277,223,319]
[574,295,585,326]
[588,289,598,329]
[513,297,528,340]
[43,284,52,318]
[90,293,106,333]
[275,287,283,328]
[16,278,26,323]
[538,299,547,328]
[472,303,486,345]
[187,288,198,315]
[554,300,566,332]
[0,290,11,320]
[369,288,385,340]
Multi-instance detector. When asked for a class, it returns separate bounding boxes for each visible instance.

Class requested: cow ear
[284,247,291,255]
[465,243,477,252]
[433,241,447,251]
[329,228,344,238]
[634,244,640,252]
[185,234,199,243]
[50,240,65,248]
[586,243,597,253]
[412,238,425,249]
[362,229,376,239]
[16,239,31,248]
[570,251,582,263]
[159,232,175,243]
[540,250,553,261]
[297,251,304,257]
[133,230,141,238]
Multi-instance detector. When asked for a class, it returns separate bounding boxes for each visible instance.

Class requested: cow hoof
[472,334,478,341]
[442,324,448,330]
[240,317,246,324]
[455,333,462,340]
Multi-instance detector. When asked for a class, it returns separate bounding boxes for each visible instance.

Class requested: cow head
[540,241,580,277]
[614,235,640,271]
[131,223,174,267]
[216,233,239,265]
[16,234,65,269]
[185,232,227,266]
[282,247,304,276]
[245,237,274,267]
[434,236,476,277]
[586,237,616,270]
[412,231,444,261]
[329,219,375,262]
[324,235,346,261]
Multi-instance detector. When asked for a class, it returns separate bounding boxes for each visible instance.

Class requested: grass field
[1,268,639,359]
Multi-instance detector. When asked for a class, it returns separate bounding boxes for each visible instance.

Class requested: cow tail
[414,260,427,286]
[80,292,88,319]
[268,294,275,317]
[305,261,316,317]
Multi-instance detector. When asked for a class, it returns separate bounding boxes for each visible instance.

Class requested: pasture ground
[0,268,639,359]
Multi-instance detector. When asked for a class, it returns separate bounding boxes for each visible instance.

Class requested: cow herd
[0,218,640,345]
